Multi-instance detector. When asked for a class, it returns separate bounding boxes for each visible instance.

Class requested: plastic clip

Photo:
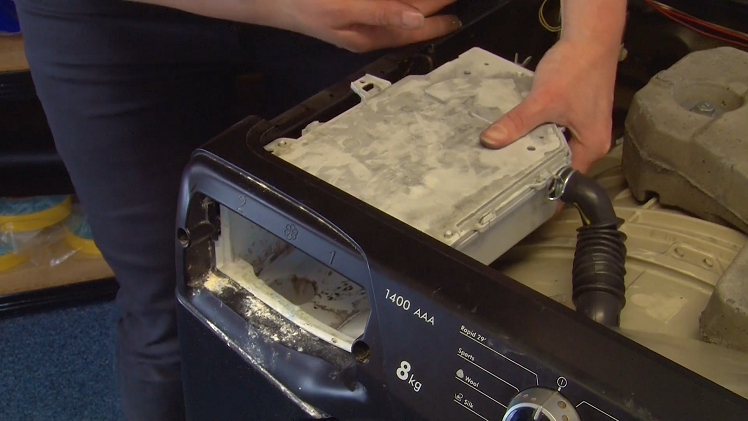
[351,75,392,102]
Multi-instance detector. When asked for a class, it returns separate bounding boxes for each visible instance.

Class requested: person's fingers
[340,0,427,29]
[567,132,611,174]
[408,0,459,15]
[480,92,551,149]
[338,14,461,52]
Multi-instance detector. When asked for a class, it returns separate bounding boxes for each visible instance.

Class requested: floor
[0,301,122,421]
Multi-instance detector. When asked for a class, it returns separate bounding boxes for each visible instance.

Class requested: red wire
[663,12,748,47]
[646,0,748,41]
[664,7,748,40]
[644,0,748,48]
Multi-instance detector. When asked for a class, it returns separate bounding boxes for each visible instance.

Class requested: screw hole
[464,70,471,75]
[527,146,536,151]
[177,228,190,247]
[352,341,371,364]
[362,83,374,92]
[484,62,489,66]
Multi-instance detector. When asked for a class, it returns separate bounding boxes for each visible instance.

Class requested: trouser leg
[14,1,248,419]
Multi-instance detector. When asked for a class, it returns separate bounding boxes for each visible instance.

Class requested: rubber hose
[558,168,627,327]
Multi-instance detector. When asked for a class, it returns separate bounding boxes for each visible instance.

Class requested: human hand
[142,0,460,52]
[479,39,620,174]
[259,0,462,53]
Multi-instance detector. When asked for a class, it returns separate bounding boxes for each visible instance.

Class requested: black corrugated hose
[555,167,628,327]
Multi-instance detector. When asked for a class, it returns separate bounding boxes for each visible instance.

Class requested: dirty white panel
[266,48,570,263]
[214,204,370,353]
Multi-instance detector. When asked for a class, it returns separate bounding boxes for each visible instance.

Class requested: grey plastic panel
[266,48,571,264]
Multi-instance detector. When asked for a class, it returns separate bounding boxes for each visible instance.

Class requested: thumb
[348,1,426,29]
[480,94,550,149]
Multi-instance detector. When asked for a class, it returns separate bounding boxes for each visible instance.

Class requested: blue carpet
[0,302,122,421]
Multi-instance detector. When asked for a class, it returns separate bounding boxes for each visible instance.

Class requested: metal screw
[278,140,287,146]
[691,101,716,117]
[444,230,454,238]
[697,101,715,113]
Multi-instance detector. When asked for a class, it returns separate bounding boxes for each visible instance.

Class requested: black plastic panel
[177,298,326,421]
[178,151,748,420]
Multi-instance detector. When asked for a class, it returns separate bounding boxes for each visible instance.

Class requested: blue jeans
[13,0,377,419]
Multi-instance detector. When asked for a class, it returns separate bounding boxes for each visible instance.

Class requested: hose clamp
[549,167,576,201]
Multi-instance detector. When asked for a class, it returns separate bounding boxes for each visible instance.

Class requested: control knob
[503,387,580,421]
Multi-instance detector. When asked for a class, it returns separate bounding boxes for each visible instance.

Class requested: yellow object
[0,248,27,272]
[0,196,73,233]
[539,0,562,33]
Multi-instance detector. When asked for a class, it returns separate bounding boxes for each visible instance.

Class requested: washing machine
[174,5,748,420]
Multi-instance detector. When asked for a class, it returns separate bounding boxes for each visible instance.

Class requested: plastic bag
[0,195,73,271]
[0,195,112,295]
